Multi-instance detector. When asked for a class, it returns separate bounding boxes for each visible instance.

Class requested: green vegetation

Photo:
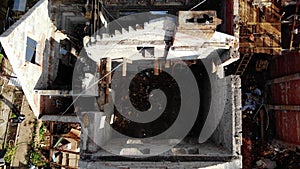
[10,112,17,119]
[28,149,46,166]
[4,141,16,163]
[39,124,46,142]
[0,54,3,66]
[26,121,48,167]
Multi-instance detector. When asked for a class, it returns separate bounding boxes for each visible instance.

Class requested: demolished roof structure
[0,0,239,116]
[0,0,242,168]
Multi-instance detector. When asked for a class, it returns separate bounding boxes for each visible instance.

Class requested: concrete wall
[0,0,53,116]
[80,102,114,153]
[211,75,242,156]
[0,0,70,116]
[53,5,87,35]
[78,157,242,169]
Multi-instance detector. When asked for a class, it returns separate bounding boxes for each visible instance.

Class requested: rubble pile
[253,144,300,169]
[112,68,180,138]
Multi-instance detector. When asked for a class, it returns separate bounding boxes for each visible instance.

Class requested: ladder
[235,52,253,76]
[290,0,299,50]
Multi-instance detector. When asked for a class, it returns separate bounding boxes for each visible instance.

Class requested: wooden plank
[239,46,281,54]
[268,105,300,111]
[245,22,281,26]
[267,73,300,85]
[154,59,159,76]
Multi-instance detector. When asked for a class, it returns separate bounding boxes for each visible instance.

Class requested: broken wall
[211,75,242,156]
[0,0,69,116]
[0,0,53,116]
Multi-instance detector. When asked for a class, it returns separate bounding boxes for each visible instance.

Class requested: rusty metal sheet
[271,52,300,78]
[270,79,300,105]
[275,111,300,144]
[271,52,300,145]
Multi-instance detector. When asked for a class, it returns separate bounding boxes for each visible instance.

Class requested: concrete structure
[78,76,242,168]
[0,0,86,117]
[0,0,74,117]
[1,0,244,168]
[77,8,242,168]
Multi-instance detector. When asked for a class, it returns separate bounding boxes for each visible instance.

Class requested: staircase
[85,17,172,62]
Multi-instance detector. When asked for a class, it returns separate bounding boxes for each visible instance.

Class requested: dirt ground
[0,57,36,168]
[11,96,36,168]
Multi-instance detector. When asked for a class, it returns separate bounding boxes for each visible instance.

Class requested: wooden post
[106,58,111,103]
[154,59,159,76]
[260,109,264,143]
[49,122,54,161]
[290,1,299,50]
[159,61,163,73]
[93,0,97,35]
[165,60,170,68]
[122,58,127,77]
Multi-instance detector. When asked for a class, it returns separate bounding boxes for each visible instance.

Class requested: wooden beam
[245,22,281,26]
[49,147,80,155]
[290,1,299,50]
[267,73,300,85]
[165,60,170,68]
[260,109,264,143]
[239,43,281,48]
[159,61,163,73]
[48,134,80,142]
[239,46,281,54]
[106,58,111,103]
[154,59,159,76]
[267,105,300,111]
[49,122,54,161]
[122,58,127,77]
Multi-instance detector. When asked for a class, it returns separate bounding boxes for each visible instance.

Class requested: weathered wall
[269,51,300,145]
[211,75,242,156]
[80,101,114,153]
[78,159,242,169]
[0,0,53,116]
[0,0,69,116]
